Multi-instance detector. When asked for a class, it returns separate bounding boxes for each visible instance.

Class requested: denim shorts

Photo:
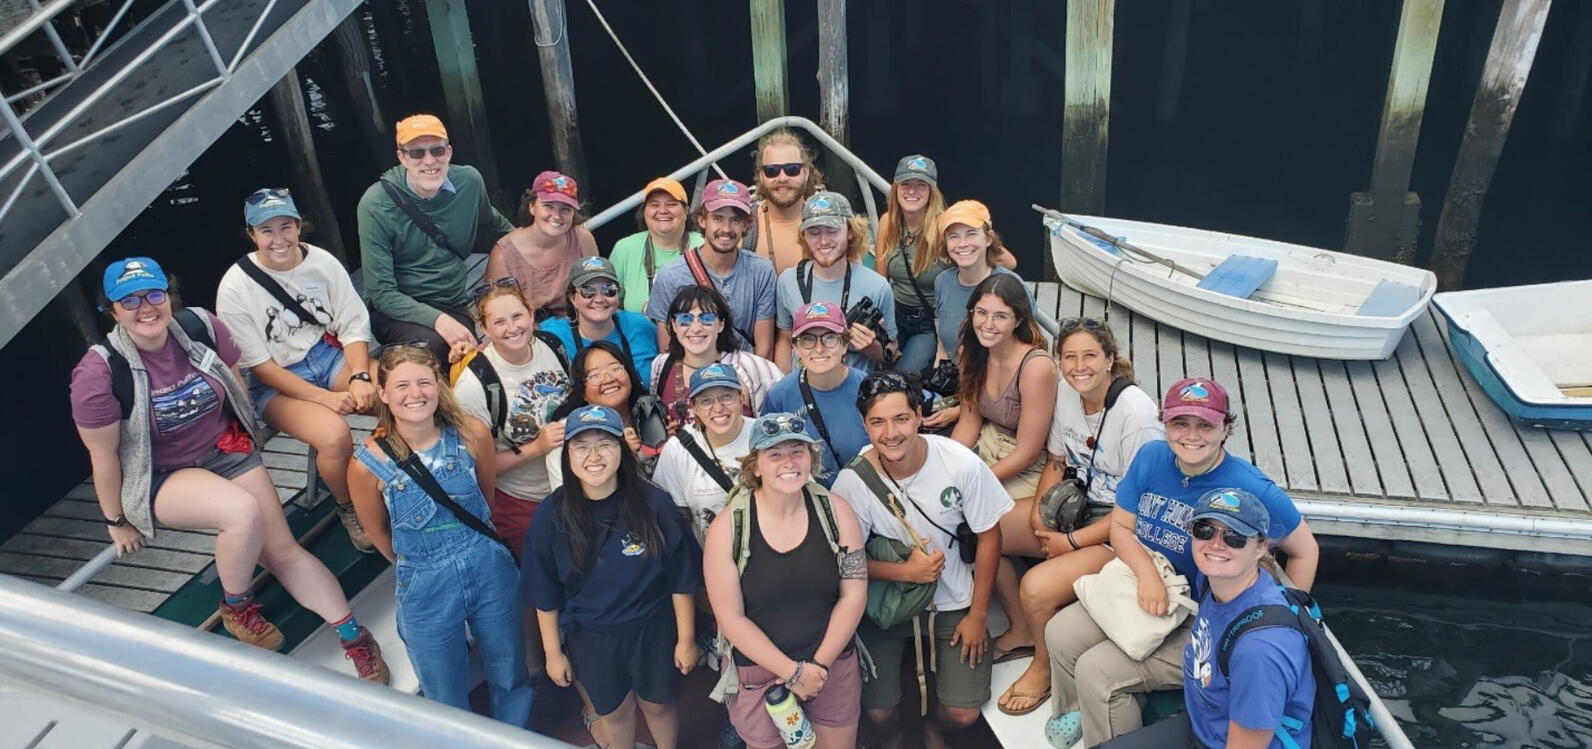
[248,338,348,414]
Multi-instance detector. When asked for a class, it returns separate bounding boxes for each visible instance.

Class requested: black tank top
[735,494,841,666]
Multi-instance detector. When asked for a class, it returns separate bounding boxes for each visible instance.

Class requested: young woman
[609,177,703,314]
[1044,377,1320,748]
[73,257,387,682]
[216,189,377,552]
[347,345,530,722]
[546,341,648,485]
[523,405,700,749]
[760,302,870,486]
[452,280,571,558]
[483,170,599,318]
[540,256,660,377]
[652,364,755,542]
[994,319,1162,716]
[704,412,867,749]
[773,191,897,373]
[874,156,950,376]
[650,286,783,434]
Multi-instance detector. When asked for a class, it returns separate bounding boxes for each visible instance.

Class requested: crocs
[1046,710,1082,749]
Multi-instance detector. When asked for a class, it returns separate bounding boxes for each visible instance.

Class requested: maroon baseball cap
[702,178,752,214]
[792,301,846,336]
[530,170,579,207]
[1161,377,1229,425]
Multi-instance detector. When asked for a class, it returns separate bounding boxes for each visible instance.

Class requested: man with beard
[644,179,778,359]
[750,128,822,275]
[773,191,898,373]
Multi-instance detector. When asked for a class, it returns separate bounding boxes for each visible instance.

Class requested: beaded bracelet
[789,660,805,685]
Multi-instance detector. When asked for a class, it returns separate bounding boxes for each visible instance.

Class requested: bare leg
[813,719,860,749]
[595,692,639,749]
[152,469,267,593]
[863,707,904,749]
[926,704,981,749]
[993,558,1034,654]
[999,546,1116,713]
[999,497,1044,557]
[233,466,351,622]
[636,697,678,749]
[263,395,354,504]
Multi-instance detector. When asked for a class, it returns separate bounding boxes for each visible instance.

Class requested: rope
[581,0,728,180]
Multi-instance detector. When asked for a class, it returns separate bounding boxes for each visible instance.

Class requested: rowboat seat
[1195,255,1277,299]
[1357,280,1423,317]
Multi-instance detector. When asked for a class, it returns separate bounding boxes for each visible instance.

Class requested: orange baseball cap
[939,199,992,234]
[395,114,448,146]
[642,177,687,203]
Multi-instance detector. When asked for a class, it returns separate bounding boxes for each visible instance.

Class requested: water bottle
[762,685,816,749]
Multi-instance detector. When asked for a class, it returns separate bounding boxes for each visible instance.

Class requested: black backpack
[1216,586,1378,749]
[102,307,216,420]
[461,330,569,439]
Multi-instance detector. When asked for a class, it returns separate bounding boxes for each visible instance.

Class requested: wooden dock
[1033,280,1592,555]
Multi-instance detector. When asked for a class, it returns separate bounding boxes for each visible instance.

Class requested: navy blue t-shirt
[761,368,868,486]
[521,482,701,630]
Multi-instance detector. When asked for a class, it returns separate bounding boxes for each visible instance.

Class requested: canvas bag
[1072,548,1199,660]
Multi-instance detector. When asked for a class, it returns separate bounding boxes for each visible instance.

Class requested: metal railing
[0,574,574,748]
[0,0,281,225]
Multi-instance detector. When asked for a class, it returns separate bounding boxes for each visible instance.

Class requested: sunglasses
[1060,316,1108,332]
[794,332,843,350]
[116,290,168,310]
[468,277,521,303]
[761,162,803,178]
[1191,519,1258,549]
[758,414,807,436]
[577,282,619,299]
[859,371,912,399]
[245,187,290,205]
[673,311,720,328]
[401,145,450,160]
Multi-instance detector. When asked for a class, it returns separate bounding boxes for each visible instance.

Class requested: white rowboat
[1040,211,1437,360]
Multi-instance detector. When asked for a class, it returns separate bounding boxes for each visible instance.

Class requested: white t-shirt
[1044,382,1164,506]
[454,339,570,501]
[216,243,372,369]
[831,434,1013,611]
[652,420,752,542]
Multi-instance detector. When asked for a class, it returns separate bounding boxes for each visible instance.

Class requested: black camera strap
[1079,376,1133,498]
[797,259,851,311]
[799,370,845,469]
[379,179,469,260]
[376,436,512,554]
[896,237,932,310]
[675,429,734,491]
[234,248,324,327]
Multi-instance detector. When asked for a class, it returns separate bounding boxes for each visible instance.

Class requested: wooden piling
[1430,0,1551,290]
[56,279,101,348]
[528,0,590,192]
[1345,0,1444,263]
[816,0,853,194]
[1061,0,1114,215]
[424,0,502,202]
[329,10,389,166]
[750,0,789,122]
[267,67,348,263]
[1551,3,1592,142]
[1155,0,1192,125]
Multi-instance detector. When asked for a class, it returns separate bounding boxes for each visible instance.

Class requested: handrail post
[0,94,79,218]
[24,0,81,75]
[181,0,230,79]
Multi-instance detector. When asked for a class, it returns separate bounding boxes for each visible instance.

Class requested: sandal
[992,644,1035,664]
[996,683,1051,716]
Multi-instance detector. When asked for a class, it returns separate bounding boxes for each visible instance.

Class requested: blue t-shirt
[520,483,701,630]
[540,310,660,379]
[774,261,899,374]
[643,248,777,353]
[761,368,868,486]
[932,265,1033,357]
[1113,441,1303,579]
[1185,569,1315,749]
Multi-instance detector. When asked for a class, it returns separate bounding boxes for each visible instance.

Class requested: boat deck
[1032,280,1592,554]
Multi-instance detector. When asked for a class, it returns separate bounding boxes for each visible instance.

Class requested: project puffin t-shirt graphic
[152,372,221,435]
[503,370,570,444]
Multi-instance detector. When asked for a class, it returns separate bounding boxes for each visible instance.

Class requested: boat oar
[1031,204,1206,281]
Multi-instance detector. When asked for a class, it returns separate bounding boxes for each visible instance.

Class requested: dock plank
[1316,360,1383,497]
[1207,341,1254,464]
[1128,311,1161,404]
[1392,331,1483,503]
[1156,323,1186,390]
[1546,431,1592,512]
[1234,346,1286,482]
[1512,425,1586,513]
[1342,360,1417,499]
[1181,331,1212,380]
[1264,352,1317,491]
[1370,352,1448,500]
[1290,357,1351,495]
[1407,312,1518,504]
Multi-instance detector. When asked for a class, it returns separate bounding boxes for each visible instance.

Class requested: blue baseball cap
[1191,488,1271,539]
[243,188,301,227]
[748,412,818,451]
[688,362,743,399]
[565,405,625,440]
[102,257,168,301]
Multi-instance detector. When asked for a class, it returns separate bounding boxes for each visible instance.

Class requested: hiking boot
[341,628,390,685]
[219,600,284,651]
[334,500,375,553]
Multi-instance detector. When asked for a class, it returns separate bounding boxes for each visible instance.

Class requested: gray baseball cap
[893,154,937,186]
[800,191,853,232]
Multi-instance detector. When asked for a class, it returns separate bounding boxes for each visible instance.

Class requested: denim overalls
[354,426,531,725]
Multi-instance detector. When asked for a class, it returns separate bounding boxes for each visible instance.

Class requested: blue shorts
[248,339,348,415]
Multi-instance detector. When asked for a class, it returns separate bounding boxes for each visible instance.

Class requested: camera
[920,358,959,397]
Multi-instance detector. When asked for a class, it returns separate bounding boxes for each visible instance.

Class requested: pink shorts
[726,650,861,748]
[491,489,540,558]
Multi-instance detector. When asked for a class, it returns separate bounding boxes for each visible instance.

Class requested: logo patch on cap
[717,183,740,194]
[578,408,606,423]
[1209,491,1242,513]
[581,257,606,270]
[810,196,833,210]
[702,363,732,378]
[118,261,154,283]
[908,157,928,170]
[1179,383,1210,402]
[807,303,829,317]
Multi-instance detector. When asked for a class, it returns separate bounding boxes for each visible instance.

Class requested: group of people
[70,114,1326,749]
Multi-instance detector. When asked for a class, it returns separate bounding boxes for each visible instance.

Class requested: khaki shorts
[977,422,1043,499]
[859,608,992,710]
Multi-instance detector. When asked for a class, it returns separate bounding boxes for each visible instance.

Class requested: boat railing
[0,573,576,748]
[0,0,280,226]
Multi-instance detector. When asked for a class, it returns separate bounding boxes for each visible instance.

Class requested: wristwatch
[104,515,128,527]
[350,372,373,383]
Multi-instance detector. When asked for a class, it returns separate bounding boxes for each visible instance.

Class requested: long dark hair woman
[547,339,648,483]
[522,404,701,749]
[651,285,783,433]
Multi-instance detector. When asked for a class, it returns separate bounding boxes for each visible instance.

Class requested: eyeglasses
[1191,519,1257,549]
[569,438,622,459]
[468,277,521,303]
[757,414,806,436]
[116,290,168,310]
[761,162,803,178]
[673,311,720,328]
[794,332,843,350]
[1059,316,1108,333]
[245,187,290,205]
[587,362,630,382]
[859,371,911,399]
[577,283,619,300]
[401,145,449,160]
[691,391,741,409]
[972,308,1015,324]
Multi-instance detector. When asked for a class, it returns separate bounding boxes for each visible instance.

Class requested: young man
[750,128,822,275]
[356,114,513,364]
[773,191,898,373]
[644,179,778,359]
[830,371,1009,749]
[540,256,660,377]
[760,302,868,486]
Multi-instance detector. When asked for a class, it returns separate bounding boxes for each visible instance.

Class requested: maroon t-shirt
[70,311,243,468]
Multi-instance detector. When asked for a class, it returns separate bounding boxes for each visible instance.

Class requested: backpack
[448,331,569,439]
[102,308,215,420]
[1216,586,1378,749]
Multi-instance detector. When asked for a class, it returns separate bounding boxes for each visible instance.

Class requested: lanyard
[799,370,844,469]
[572,321,633,361]
[797,259,852,310]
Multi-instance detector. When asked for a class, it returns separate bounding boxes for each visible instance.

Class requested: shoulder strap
[796,259,814,304]
[899,241,932,308]
[674,429,734,491]
[234,252,321,326]
[684,246,716,289]
[804,483,842,553]
[465,352,507,439]
[174,307,214,350]
[104,309,214,420]
[1216,604,1300,678]
[1081,376,1133,496]
[533,330,571,372]
[845,455,928,549]
[375,435,511,553]
[798,372,843,468]
[379,179,468,259]
[726,486,754,573]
